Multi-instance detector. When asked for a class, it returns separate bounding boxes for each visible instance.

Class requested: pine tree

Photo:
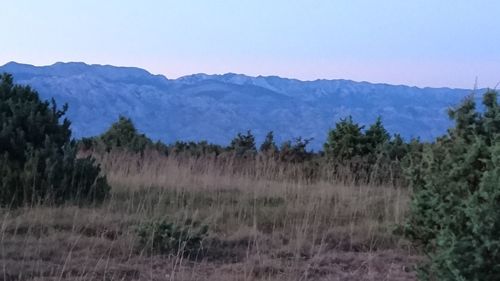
[0,73,109,207]
[364,116,390,155]
[98,116,152,152]
[323,116,364,162]
[279,137,312,163]
[404,91,500,280]
[260,131,278,154]
[229,130,256,157]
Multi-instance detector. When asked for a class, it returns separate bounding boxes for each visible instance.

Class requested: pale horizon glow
[1,0,499,88]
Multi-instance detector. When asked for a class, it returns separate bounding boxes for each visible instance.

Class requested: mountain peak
[53,61,88,66]
[3,61,24,67]
[1,61,169,85]
[1,61,38,73]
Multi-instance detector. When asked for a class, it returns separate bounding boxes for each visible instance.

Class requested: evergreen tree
[482,90,500,143]
[323,116,364,161]
[259,131,278,154]
[229,130,256,157]
[0,73,109,207]
[364,116,390,155]
[386,134,407,161]
[98,116,152,152]
[278,137,312,163]
[170,140,222,157]
[404,91,500,280]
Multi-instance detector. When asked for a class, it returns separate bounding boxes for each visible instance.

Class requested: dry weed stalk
[0,150,417,280]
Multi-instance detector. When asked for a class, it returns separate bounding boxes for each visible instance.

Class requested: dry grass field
[0,151,419,280]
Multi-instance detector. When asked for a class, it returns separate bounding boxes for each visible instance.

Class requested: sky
[1,0,499,88]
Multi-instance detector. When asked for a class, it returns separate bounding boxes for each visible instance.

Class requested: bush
[278,137,313,163]
[323,116,409,185]
[91,115,155,153]
[170,140,223,157]
[228,130,257,157]
[324,116,365,161]
[0,73,109,207]
[136,218,208,255]
[404,91,500,280]
[259,131,279,155]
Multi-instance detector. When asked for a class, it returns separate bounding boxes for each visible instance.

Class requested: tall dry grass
[0,150,417,280]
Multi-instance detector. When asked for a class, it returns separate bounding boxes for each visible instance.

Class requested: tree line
[78,112,419,185]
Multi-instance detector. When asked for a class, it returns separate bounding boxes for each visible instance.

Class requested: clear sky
[1,0,499,88]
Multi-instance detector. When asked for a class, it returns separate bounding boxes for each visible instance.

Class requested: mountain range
[0,61,481,149]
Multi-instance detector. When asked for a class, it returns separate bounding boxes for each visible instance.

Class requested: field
[1,151,419,281]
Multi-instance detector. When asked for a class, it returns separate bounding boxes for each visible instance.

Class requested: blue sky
[1,0,499,88]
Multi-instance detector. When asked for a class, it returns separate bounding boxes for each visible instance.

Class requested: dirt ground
[2,153,419,281]
[1,230,419,281]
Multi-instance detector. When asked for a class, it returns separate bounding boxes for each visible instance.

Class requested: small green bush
[323,116,410,185]
[169,140,223,157]
[82,115,157,153]
[260,131,279,156]
[278,137,313,163]
[324,116,366,161]
[228,130,257,157]
[136,218,208,255]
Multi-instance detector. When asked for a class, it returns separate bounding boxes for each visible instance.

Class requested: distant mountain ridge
[0,61,481,149]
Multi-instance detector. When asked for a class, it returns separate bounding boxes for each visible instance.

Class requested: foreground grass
[0,152,419,280]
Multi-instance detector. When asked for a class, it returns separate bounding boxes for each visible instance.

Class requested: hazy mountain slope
[0,62,479,149]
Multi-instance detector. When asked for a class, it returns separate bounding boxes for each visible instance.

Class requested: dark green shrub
[96,115,153,153]
[324,116,365,162]
[228,130,257,157]
[278,137,313,163]
[323,116,409,185]
[79,116,171,155]
[364,116,390,156]
[0,73,109,207]
[324,116,393,162]
[259,131,279,155]
[404,91,500,280]
[136,218,208,255]
[169,140,223,157]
